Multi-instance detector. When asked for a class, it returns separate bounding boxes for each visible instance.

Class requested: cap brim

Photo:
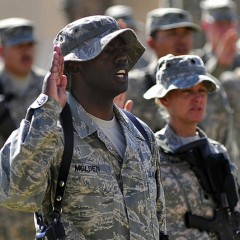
[64,28,145,71]
[6,36,36,46]
[144,74,217,99]
[143,84,166,99]
[157,22,200,32]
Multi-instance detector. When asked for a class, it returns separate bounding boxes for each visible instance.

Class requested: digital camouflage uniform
[0,92,166,240]
[0,66,45,240]
[155,124,239,239]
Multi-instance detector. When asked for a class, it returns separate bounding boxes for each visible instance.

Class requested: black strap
[122,109,151,151]
[53,103,74,214]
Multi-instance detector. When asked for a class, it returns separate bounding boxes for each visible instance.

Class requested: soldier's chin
[21,60,33,68]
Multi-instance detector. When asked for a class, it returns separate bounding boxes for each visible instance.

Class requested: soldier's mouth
[116,69,127,79]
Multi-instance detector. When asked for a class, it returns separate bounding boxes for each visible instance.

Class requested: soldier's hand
[114,92,133,112]
[124,100,133,112]
[42,45,67,108]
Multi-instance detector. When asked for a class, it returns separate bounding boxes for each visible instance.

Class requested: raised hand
[114,92,133,112]
[42,45,68,108]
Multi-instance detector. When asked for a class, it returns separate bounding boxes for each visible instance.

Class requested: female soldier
[144,54,240,239]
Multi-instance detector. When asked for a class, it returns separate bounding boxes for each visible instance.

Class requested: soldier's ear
[147,36,155,50]
[159,96,169,108]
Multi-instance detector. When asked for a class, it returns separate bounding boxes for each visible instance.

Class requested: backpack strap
[35,103,74,236]
[122,109,151,151]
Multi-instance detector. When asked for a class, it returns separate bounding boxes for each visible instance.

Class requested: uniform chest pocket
[62,163,115,236]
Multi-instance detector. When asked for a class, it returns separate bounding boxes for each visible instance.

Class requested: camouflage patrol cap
[0,18,36,46]
[104,5,143,30]
[53,15,145,70]
[200,0,238,21]
[146,8,200,36]
[143,54,217,99]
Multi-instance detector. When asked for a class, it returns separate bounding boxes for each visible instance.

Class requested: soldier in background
[0,17,46,240]
[198,0,240,79]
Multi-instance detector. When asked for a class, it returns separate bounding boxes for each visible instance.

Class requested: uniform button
[56,195,62,201]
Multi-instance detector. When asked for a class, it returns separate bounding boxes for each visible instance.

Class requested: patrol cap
[105,5,143,30]
[0,18,36,46]
[53,15,145,70]
[146,8,200,36]
[143,54,217,99]
[200,0,238,21]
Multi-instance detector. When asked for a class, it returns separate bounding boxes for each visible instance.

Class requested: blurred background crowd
[1,0,239,70]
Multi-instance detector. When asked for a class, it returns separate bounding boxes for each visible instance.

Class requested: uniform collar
[155,123,207,153]
[67,92,145,142]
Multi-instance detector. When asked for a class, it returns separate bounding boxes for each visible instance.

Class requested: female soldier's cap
[143,54,218,99]
[53,15,145,71]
